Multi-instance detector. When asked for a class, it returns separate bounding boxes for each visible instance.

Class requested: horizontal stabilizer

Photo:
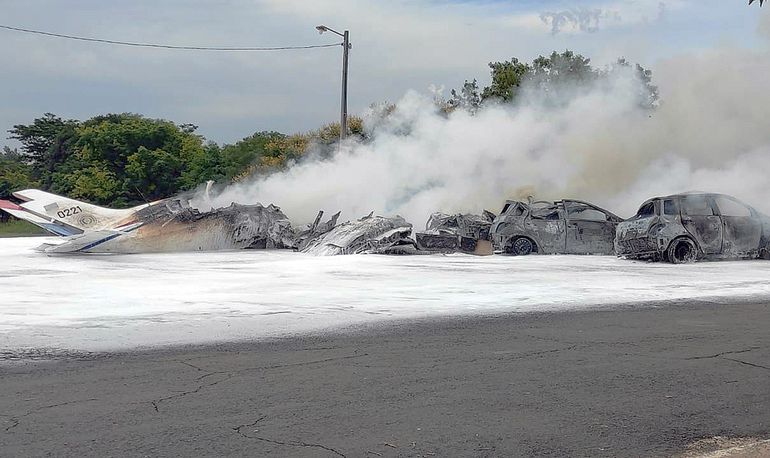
[0,199,83,237]
[0,200,23,211]
[13,189,151,232]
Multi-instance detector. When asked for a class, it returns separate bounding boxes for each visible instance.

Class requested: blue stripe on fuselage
[75,224,142,253]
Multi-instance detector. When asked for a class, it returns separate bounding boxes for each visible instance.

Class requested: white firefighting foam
[3,237,770,352]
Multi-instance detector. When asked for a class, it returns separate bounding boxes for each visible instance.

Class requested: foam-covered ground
[2,237,770,351]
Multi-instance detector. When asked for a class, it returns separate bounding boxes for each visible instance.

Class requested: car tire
[510,237,534,256]
[666,237,698,264]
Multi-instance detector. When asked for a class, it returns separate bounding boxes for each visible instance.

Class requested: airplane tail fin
[0,199,83,236]
[12,189,150,232]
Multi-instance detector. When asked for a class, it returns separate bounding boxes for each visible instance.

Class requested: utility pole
[340,30,349,142]
[316,25,350,143]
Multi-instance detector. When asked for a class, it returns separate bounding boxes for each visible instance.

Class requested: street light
[316,25,350,143]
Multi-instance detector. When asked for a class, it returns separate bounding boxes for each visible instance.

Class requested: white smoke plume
[205,46,770,227]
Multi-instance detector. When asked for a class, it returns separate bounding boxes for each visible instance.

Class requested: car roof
[645,192,739,202]
[502,198,622,220]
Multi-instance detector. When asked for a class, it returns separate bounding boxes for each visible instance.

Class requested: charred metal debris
[415,211,496,255]
[9,184,770,263]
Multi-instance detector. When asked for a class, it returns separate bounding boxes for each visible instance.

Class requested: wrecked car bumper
[615,236,662,258]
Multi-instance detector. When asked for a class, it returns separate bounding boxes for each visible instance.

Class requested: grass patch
[0,219,47,237]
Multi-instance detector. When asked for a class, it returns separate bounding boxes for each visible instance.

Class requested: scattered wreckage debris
[490,198,623,255]
[415,211,496,255]
[5,187,770,263]
[293,210,341,252]
[0,188,417,256]
[300,213,418,256]
[616,192,770,263]
[0,189,296,254]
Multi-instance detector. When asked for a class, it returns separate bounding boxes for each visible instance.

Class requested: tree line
[1,50,658,220]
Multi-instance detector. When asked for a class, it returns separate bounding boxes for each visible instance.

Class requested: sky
[0,0,766,145]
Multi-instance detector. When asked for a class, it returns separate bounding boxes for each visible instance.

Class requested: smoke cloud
[204,46,770,226]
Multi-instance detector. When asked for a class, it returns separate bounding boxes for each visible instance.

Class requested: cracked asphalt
[1,300,769,457]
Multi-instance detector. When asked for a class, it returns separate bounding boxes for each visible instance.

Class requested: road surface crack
[4,398,98,432]
[152,372,233,413]
[233,416,345,457]
[685,347,761,360]
[723,357,770,372]
[152,353,365,412]
[175,360,204,371]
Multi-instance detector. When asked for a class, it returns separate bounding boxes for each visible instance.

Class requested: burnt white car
[490,199,623,255]
[615,193,770,263]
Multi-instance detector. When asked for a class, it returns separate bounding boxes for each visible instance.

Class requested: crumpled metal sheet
[416,211,496,254]
[300,214,417,256]
[293,210,341,252]
[122,198,297,252]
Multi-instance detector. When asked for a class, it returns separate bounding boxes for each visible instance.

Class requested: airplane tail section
[0,199,83,236]
[12,189,151,232]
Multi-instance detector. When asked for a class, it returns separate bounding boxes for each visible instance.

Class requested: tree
[220,131,287,179]
[749,0,764,6]
[480,58,530,102]
[70,113,209,205]
[8,113,79,188]
[448,50,658,111]
[449,80,482,113]
[0,147,39,208]
[611,58,659,109]
[528,50,596,91]
[179,142,227,189]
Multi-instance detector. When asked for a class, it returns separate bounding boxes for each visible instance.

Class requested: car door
[679,195,722,255]
[713,195,762,256]
[564,201,616,254]
[526,202,566,253]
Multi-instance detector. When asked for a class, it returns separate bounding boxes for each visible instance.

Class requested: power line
[0,24,341,51]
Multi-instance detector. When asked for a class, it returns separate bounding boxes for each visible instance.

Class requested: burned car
[415,211,496,255]
[490,199,623,255]
[615,193,770,263]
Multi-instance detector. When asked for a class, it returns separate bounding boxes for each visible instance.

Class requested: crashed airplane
[0,189,295,254]
[0,188,418,256]
[616,193,770,263]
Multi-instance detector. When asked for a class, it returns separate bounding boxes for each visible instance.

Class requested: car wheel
[666,237,698,264]
[760,247,770,260]
[511,237,534,256]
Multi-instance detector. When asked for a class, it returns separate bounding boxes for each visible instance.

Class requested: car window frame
[564,201,612,223]
[713,196,753,218]
[681,195,718,217]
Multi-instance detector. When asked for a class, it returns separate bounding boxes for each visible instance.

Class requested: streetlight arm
[316,25,344,38]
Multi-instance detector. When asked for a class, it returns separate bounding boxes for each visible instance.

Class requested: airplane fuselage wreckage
[2,188,770,263]
[0,189,295,254]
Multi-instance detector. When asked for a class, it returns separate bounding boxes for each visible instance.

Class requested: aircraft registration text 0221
[57,206,83,219]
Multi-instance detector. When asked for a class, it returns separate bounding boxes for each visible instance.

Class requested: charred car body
[415,211,496,255]
[615,193,770,263]
[490,199,623,255]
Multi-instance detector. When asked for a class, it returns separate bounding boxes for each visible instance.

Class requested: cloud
[540,1,677,35]
[540,8,607,34]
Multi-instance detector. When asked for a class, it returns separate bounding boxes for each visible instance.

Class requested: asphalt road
[1,300,769,457]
